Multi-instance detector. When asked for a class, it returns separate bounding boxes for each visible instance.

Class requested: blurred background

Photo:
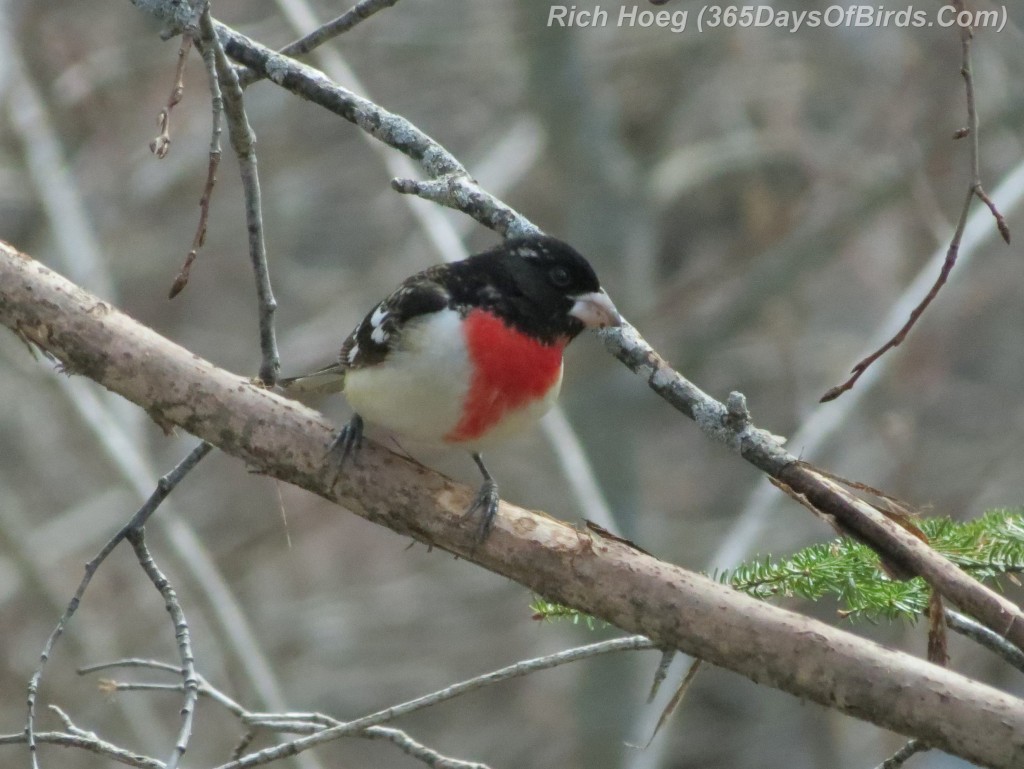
[2,1,1024,767]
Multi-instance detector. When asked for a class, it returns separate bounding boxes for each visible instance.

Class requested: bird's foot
[462,477,499,545]
[327,414,364,482]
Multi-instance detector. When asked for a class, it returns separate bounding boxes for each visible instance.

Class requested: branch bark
[3,241,1024,768]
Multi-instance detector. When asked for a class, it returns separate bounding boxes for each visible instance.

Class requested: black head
[451,236,621,344]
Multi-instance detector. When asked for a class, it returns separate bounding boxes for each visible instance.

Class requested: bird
[279,235,622,540]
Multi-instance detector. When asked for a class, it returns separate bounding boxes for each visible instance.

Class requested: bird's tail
[277,363,346,394]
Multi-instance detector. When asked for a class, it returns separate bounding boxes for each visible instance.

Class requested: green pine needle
[717,509,1024,621]
[530,598,607,629]
[531,509,1024,626]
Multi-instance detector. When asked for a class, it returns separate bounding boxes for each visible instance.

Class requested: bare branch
[82,658,250,715]
[874,739,929,769]
[0,729,165,769]
[82,637,649,768]
[946,609,1024,675]
[169,3,222,300]
[821,7,1010,402]
[954,1,1011,245]
[818,188,970,404]
[24,440,212,769]
[4,241,1024,768]
[601,324,1024,646]
[221,636,653,767]
[237,0,402,89]
[362,727,491,769]
[149,2,206,158]
[124,529,198,769]
[201,11,280,384]
[281,0,402,57]
[213,24,468,181]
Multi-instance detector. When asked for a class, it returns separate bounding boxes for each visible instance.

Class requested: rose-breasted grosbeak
[281,235,621,539]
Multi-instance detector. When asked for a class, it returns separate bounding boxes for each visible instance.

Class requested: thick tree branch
[3,242,1024,768]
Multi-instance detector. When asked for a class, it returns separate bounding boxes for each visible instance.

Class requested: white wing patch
[347,343,361,364]
[368,303,391,345]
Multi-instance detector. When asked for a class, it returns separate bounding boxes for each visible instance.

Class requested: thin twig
[0,729,165,769]
[280,0,402,58]
[873,739,928,769]
[124,530,198,769]
[169,1,223,299]
[25,441,212,769]
[215,23,468,181]
[646,649,675,703]
[202,12,280,384]
[150,1,206,158]
[83,638,646,769]
[81,657,250,715]
[361,726,491,769]
[214,636,654,769]
[954,0,1011,246]
[79,658,183,676]
[946,609,1024,674]
[237,0,402,88]
[821,8,1010,402]
[638,657,703,749]
[39,372,303,759]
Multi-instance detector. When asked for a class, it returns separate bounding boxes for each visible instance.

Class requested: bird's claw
[327,414,364,482]
[462,478,499,545]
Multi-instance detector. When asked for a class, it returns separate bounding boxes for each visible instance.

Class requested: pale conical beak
[569,289,622,329]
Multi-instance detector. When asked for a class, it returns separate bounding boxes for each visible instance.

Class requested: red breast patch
[446,308,565,442]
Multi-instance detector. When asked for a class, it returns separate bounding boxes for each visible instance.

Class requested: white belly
[343,309,470,443]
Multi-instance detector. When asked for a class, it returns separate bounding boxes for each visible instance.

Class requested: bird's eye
[549,266,571,288]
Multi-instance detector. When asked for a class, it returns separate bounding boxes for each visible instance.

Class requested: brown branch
[169,3,222,300]
[149,2,206,158]
[4,242,1024,768]
[819,191,969,403]
[821,7,1009,402]
[955,0,1011,246]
